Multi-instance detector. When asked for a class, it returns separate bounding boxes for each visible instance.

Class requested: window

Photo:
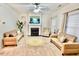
[51,16,59,34]
[66,10,79,42]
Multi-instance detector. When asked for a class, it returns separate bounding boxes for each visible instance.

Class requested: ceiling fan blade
[39,7,49,11]
[13,3,31,5]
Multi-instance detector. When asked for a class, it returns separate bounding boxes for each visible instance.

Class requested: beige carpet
[0,36,62,56]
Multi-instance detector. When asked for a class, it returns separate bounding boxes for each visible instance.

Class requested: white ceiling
[7,3,68,14]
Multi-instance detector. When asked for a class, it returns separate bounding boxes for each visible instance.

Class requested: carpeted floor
[0,36,62,56]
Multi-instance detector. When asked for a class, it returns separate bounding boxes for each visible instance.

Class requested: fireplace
[31,28,39,36]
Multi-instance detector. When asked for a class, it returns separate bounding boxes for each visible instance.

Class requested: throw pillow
[59,36,66,43]
[3,33,7,37]
[9,34,14,37]
[3,33,9,37]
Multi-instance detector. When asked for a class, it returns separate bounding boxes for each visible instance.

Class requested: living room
[0,2,79,56]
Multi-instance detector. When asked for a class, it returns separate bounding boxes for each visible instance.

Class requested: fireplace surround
[28,15,42,36]
[28,25,41,36]
[31,28,39,36]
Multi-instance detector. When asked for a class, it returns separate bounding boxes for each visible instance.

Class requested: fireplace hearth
[31,28,39,36]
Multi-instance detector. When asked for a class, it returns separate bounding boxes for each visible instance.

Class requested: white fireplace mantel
[28,25,41,36]
[28,14,42,36]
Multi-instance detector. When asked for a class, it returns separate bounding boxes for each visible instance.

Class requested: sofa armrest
[16,33,23,41]
[65,34,77,42]
[50,34,58,38]
[61,43,79,54]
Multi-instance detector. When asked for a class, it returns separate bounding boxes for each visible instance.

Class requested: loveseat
[50,34,79,55]
[3,29,23,47]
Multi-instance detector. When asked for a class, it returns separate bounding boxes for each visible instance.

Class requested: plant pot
[17,30,21,34]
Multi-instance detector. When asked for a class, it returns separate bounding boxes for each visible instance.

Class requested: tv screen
[30,16,40,24]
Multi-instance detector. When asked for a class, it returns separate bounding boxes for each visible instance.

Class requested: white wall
[42,13,52,28]
[19,12,52,36]
[0,4,19,38]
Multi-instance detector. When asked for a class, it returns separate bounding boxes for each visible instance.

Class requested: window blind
[66,10,79,42]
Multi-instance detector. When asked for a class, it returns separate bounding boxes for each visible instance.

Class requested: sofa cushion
[3,30,17,37]
[9,34,14,37]
[65,34,77,42]
[51,38,62,50]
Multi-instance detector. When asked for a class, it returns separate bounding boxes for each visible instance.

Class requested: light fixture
[33,3,41,13]
[33,8,40,13]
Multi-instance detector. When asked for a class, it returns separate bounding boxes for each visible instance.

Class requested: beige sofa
[3,29,23,47]
[3,37,17,46]
[50,34,79,55]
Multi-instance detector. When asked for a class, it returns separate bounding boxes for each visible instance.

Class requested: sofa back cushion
[3,29,17,37]
[4,33,9,37]
[58,33,76,42]
[65,34,77,42]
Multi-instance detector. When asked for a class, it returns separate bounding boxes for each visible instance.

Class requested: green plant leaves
[16,20,24,32]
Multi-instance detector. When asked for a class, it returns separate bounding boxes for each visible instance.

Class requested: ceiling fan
[32,3,41,13]
[15,3,49,13]
[31,3,48,13]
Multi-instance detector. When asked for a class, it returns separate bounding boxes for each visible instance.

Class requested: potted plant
[16,20,24,33]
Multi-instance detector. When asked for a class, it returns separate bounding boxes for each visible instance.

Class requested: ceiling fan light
[33,8,40,13]
[34,5,37,8]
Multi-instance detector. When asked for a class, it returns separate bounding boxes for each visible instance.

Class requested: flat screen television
[29,16,40,24]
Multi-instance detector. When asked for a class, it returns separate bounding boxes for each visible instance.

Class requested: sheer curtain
[66,10,79,42]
